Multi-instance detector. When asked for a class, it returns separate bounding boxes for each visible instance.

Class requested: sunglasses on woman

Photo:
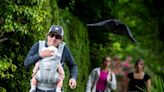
[48,33,62,39]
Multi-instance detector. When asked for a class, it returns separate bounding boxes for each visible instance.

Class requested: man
[24,25,78,92]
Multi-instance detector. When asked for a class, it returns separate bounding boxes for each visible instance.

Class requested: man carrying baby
[24,25,78,92]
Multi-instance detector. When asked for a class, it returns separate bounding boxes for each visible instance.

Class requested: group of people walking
[24,25,151,92]
[86,56,151,92]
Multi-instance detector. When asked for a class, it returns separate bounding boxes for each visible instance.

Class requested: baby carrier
[36,40,65,90]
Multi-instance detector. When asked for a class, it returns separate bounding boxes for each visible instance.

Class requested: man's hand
[69,78,77,89]
[39,49,54,58]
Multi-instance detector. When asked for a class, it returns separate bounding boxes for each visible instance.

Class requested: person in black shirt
[127,59,151,92]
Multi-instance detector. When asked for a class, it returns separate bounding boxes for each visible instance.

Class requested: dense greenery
[74,0,164,74]
[0,0,51,91]
[0,0,164,92]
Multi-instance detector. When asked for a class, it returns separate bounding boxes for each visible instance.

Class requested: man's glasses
[48,34,62,39]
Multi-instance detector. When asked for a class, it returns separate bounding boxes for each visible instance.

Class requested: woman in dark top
[127,59,151,92]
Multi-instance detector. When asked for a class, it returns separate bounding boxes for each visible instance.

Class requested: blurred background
[0,0,164,92]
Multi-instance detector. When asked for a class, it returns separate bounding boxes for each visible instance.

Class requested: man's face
[47,32,62,47]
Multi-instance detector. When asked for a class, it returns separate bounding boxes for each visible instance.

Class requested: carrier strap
[38,40,65,63]
[39,41,46,83]
[48,42,65,83]
[38,40,65,84]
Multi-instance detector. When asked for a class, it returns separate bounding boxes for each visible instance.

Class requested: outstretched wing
[87,19,119,26]
[87,19,136,43]
[123,25,137,43]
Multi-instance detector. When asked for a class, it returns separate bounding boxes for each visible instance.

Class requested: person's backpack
[35,40,65,84]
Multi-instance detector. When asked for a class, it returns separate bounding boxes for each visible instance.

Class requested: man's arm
[62,45,78,89]
[64,46,78,80]
[24,42,42,69]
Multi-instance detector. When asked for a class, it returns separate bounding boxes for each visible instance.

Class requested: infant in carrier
[29,46,65,92]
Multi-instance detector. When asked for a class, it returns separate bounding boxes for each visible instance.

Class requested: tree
[0,0,51,91]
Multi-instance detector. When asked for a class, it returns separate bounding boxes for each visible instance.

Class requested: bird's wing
[106,21,137,43]
[124,25,137,43]
[112,22,137,42]
[87,19,137,43]
[87,19,119,26]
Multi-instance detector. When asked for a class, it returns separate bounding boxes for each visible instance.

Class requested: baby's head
[44,46,58,54]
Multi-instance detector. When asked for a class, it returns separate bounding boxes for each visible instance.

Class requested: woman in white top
[86,56,117,92]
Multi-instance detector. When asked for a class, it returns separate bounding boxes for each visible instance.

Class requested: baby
[29,46,65,92]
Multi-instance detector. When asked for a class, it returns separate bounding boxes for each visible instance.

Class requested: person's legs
[56,63,65,92]
[29,77,38,92]
[56,79,63,92]
[30,62,39,92]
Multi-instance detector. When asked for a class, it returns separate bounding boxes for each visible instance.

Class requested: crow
[87,19,136,43]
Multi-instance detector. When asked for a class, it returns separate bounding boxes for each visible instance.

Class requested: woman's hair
[134,59,144,70]
[100,56,111,68]
[102,56,111,62]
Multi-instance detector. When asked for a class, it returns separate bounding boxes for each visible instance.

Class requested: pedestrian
[29,46,65,92]
[24,25,78,92]
[127,59,151,92]
[111,56,124,92]
[121,56,133,92]
[86,56,117,92]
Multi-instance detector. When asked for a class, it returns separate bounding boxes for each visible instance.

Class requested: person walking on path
[24,25,78,92]
[127,59,151,92]
[29,46,65,92]
[86,56,117,92]
[111,56,124,92]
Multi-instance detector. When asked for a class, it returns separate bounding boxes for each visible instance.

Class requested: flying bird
[87,19,136,43]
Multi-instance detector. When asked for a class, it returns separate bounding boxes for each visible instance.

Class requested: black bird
[87,19,136,43]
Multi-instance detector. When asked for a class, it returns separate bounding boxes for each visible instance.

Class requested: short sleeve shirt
[128,72,150,92]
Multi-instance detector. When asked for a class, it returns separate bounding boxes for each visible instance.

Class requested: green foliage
[121,0,164,73]
[57,9,90,92]
[0,0,164,92]
[0,87,6,92]
[151,75,164,92]
[0,57,17,90]
[0,57,17,78]
[88,0,164,76]
[0,0,51,91]
[72,0,112,22]
[1,0,50,34]
[0,0,90,91]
